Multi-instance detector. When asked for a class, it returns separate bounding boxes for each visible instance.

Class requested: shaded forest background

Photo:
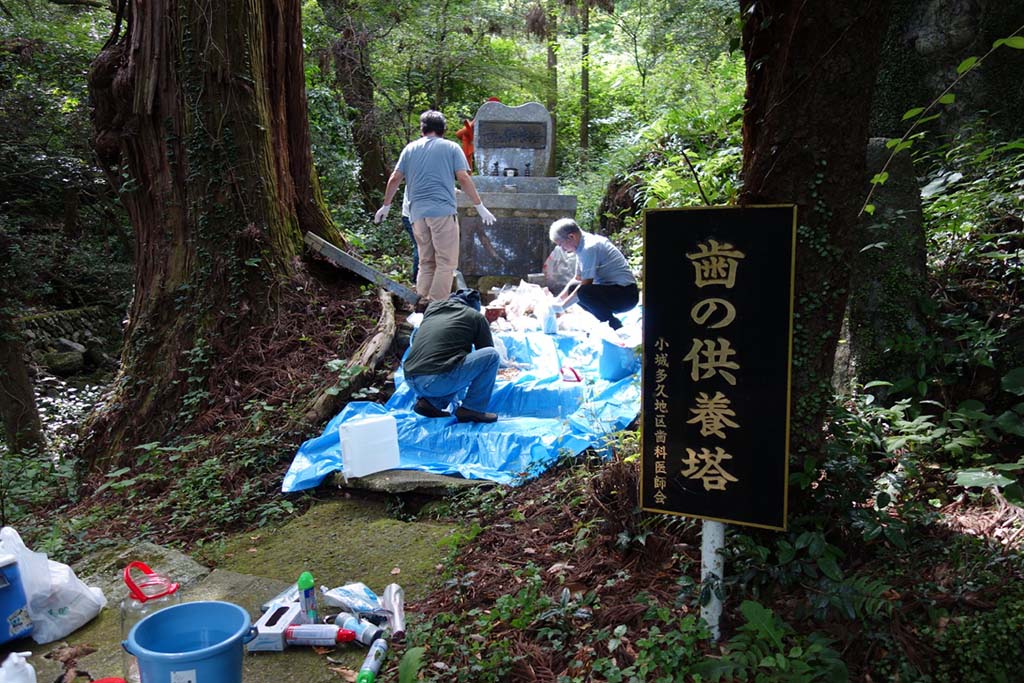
[1,0,1023,680]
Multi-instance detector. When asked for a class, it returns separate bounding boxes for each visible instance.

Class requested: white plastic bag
[543,247,577,293]
[0,527,107,644]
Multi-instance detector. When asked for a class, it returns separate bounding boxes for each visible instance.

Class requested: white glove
[475,204,496,225]
[373,204,392,224]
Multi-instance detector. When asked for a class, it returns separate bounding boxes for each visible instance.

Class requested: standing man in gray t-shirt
[374,110,496,303]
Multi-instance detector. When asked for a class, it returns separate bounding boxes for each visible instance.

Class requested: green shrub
[932,587,1024,683]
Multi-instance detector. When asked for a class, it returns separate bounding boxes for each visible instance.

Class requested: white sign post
[700,519,725,641]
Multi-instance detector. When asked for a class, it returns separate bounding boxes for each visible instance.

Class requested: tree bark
[579,2,590,164]
[332,30,388,210]
[737,0,893,469]
[83,0,342,472]
[0,311,44,454]
[546,0,559,176]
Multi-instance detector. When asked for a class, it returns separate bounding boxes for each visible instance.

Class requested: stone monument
[456,101,577,285]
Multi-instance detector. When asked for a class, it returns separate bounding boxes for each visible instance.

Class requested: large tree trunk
[320,0,388,209]
[332,30,388,210]
[83,0,342,472]
[738,0,892,469]
[579,2,590,164]
[0,311,44,454]
[546,0,559,175]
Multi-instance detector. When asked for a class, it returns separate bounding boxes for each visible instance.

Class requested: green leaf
[1001,367,1024,395]
[995,410,1024,437]
[1003,36,1024,49]
[876,491,891,509]
[938,93,955,105]
[817,555,843,581]
[870,171,889,185]
[955,469,1015,489]
[956,56,979,74]
[863,204,876,216]
[901,107,925,120]
[863,380,893,389]
[740,600,783,649]
[777,540,795,564]
[398,646,426,683]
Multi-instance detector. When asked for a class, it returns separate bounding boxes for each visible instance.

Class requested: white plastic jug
[338,415,400,481]
[0,652,37,683]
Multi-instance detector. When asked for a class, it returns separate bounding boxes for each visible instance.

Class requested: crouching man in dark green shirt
[402,289,499,423]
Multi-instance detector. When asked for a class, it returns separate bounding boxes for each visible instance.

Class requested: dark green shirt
[403,300,494,377]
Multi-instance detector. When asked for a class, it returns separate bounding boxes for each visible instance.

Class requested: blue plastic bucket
[123,601,255,683]
[0,553,33,643]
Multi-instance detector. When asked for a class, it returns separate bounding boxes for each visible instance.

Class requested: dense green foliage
[0,2,131,312]
[1,2,1022,680]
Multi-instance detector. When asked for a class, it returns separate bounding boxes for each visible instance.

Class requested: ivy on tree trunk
[738,0,893,474]
[83,0,342,472]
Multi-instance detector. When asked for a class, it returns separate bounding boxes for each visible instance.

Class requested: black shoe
[455,406,498,423]
[414,397,450,418]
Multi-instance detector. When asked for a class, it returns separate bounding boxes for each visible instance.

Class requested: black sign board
[477,121,547,149]
[641,206,796,530]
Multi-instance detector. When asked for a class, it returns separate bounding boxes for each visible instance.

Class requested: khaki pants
[413,214,459,302]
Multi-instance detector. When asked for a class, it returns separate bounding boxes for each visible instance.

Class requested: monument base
[457,179,577,284]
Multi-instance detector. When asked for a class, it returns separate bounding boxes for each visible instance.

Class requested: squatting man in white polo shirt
[549,218,638,330]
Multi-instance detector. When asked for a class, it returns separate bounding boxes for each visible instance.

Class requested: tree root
[302,287,396,426]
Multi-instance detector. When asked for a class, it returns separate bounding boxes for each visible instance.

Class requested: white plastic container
[0,652,36,683]
[338,414,400,481]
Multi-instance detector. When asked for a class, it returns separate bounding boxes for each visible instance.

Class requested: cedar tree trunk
[546,0,559,175]
[332,29,388,210]
[0,311,44,454]
[579,1,590,164]
[83,0,342,471]
[738,0,893,469]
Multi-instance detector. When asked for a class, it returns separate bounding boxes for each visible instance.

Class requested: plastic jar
[120,562,180,683]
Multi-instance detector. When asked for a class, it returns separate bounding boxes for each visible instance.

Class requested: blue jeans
[404,347,500,412]
[402,216,419,282]
[577,283,639,330]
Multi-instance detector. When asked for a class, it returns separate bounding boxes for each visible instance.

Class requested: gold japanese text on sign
[641,206,796,530]
[681,240,744,491]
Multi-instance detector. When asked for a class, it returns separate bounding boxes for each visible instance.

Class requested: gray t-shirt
[397,135,469,222]
[575,230,636,286]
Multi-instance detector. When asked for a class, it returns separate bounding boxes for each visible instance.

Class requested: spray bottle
[284,624,356,647]
[333,612,384,646]
[0,652,37,683]
[355,639,388,683]
[380,583,405,640]
[297,571,318,624]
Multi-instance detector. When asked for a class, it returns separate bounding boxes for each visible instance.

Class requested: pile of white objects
[485,281,606,335]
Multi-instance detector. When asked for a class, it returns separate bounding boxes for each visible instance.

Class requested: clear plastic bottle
[120,562,180,683]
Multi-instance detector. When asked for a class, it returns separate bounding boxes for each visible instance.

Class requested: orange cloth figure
[455,119,474,171]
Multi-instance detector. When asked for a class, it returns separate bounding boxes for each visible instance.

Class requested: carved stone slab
[473,101,553,178]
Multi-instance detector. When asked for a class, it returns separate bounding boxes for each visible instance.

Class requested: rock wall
[15,305,122,375]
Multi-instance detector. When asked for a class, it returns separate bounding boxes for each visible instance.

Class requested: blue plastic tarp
[282,309,642,491]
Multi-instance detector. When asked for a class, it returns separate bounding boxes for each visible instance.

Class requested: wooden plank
[304,232,419,305]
